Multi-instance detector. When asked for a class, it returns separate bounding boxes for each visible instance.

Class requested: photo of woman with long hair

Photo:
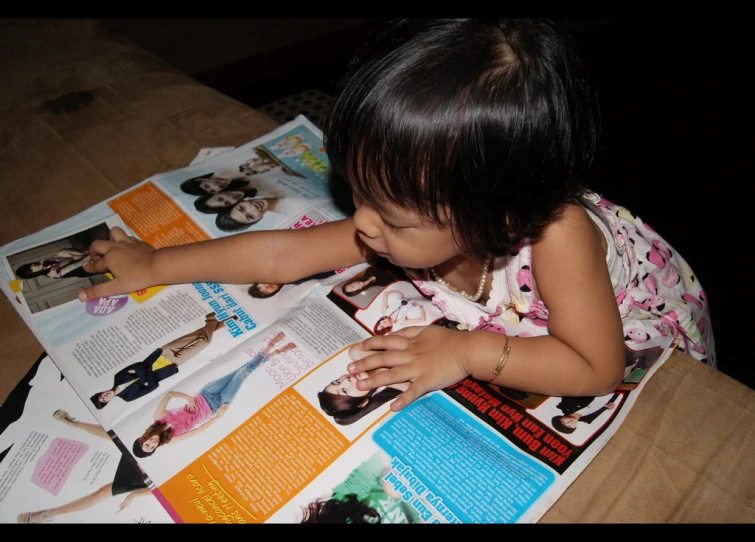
[180,173,258,197]
[247,271,338,299]
[336,267,396,308]
[316,344,409,426]
[132,331,296,458]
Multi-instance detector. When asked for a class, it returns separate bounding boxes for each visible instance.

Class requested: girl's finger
[356,364,415,392]
[83,256,111,275]
[109,227,130,242]
[392,326,426,339]
[390,381,426,412]
[88,239,114,258]
[360,334,411,352]
[348,349,412,375]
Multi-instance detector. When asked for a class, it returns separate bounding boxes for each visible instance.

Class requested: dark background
[101,18,753,390]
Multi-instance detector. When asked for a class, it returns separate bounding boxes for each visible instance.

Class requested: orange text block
[108,182,210,248]
[158,389,349,523]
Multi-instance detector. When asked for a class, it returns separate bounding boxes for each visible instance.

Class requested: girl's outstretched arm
[79,218,373,300]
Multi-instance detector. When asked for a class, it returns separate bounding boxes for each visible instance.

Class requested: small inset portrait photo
[331,266,399,310]
[6,222,114,314]
[527,392,624,447]
[354,282,444,336]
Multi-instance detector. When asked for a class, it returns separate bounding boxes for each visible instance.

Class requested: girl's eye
[385,223,405,234]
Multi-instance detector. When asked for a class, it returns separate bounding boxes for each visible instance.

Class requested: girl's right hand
[78,227,156,301]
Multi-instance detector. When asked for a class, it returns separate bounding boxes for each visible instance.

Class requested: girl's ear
[358,398,369,409]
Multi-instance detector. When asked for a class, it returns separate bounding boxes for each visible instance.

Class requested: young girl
[79,19,714,413]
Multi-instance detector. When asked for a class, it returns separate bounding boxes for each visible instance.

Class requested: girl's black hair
[325,19,601,257]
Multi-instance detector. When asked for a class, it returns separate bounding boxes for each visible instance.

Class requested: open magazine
[0,116,677,523]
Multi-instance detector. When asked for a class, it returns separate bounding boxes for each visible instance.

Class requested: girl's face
[98,390,114,404]
[142,435,160,453]
[325,374,369,398]
[206,190,245,209]
[352,193,462,269]
[199,178,230,194]
[231,199,269,224]
[29,262,46,273]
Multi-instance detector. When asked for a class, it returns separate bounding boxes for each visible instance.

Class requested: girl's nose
[353,204,382,239]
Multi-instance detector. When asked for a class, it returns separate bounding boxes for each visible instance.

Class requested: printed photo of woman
[334,267,397,309]
[132,332,296,458]
[90,313,236,409]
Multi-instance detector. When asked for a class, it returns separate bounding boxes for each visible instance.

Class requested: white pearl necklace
[430,258,491,302]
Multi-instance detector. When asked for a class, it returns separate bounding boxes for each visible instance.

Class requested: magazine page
[283,335,677,524]
[0,117,353,432]
[0,355,172,524]
[127,263,674,523]
[106,294,374,522]
[0,116,343,337]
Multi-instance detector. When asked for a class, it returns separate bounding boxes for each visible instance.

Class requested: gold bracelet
[492,336,511,377]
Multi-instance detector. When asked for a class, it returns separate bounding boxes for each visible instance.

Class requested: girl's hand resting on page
[346,325,469,412]
[78,227,157,301]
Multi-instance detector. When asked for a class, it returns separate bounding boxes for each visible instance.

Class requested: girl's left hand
[186,397,197,413]
[347,326,469,411]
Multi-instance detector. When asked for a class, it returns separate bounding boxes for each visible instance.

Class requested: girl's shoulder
[532,201,606,263]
